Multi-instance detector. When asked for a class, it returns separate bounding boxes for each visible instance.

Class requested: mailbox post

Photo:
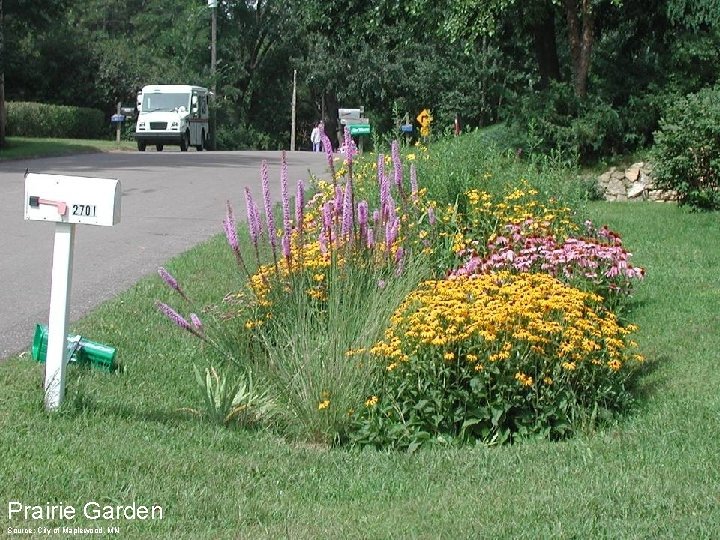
[24,173,121,411]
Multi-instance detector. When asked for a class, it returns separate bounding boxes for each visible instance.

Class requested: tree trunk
[531,5,561,89]
[564,0,594,97]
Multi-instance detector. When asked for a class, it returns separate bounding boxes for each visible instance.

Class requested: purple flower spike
[358,200,369,241]
[158,267,188,301]
[395,246,405,276]
[282,233,292,267]
[223,201,239,252]
[427,206,436,226]
[366,227,375,249]
[295,179,305,233]
[190,313,204,332]
[261,160,277,255]
[341,177,354,240]
[391,140,403,189]
[377,154,385,189]
[320,124,336,181]
[245,188,261,253]
[281,151,291,240]
[224,201,249,276]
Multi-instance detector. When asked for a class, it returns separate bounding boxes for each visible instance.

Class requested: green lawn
[0,137,136,161]
[1,202,718,539]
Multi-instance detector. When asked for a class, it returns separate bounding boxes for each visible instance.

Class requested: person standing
[310,122,321,152]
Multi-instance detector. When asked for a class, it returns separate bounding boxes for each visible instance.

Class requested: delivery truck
[134,85,210,151]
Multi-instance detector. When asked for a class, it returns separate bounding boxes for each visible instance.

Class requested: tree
[1,0,5,148]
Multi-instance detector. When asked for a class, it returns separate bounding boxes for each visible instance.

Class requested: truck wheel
[156,144,164,152]
[137,141,146,151]
[180,131,189,152]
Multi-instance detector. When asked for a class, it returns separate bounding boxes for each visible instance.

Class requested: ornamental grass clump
[350,272,644,450]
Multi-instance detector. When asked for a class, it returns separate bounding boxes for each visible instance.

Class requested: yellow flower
[607,359,622,372]
[514,372,534,387]
[443,351,455,361]
[365,395,379,407]
[318,399,330,410]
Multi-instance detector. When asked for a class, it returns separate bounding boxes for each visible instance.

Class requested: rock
[627,182,646,199]
[625,164,642,182]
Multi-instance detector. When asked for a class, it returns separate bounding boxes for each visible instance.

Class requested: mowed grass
[1,202,718,539]
[0,137,136,161]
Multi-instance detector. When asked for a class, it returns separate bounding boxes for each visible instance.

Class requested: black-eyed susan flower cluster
[352,272,644,447]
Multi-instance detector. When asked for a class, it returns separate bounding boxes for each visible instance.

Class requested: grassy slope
[1,203,718,539]
[0,137,136,161]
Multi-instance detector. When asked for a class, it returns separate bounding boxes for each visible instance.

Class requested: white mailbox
[24,171,122,412]
[25,173,121,226]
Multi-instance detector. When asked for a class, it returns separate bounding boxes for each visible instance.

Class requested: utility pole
[209,0,217,150]
[290,69,297,151]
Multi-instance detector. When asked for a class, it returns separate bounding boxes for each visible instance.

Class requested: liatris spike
[224,201,249,276]
[358,200,369,243]
[395,246,405,276]
[376,154,385,189]
[190,313,204,333]
[341,177,354,240]
[391,140,403,190]
[379,172,390,223]
[281,151,291,240]
[295,179,305,233]
[244,187,261,263]
[427,206,436,226]
[366,227,375,249]
[158,267,188,301]
[410,163,418,203]
[385,216,399,251]
[155,301,204,340]
[281,233,292,267]
[260,160,278,268]
[320,124,336,182]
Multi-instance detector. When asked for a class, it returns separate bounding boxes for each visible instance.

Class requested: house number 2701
[72,204,97,217]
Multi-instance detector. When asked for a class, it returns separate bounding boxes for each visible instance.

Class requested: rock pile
[597,162,676,202]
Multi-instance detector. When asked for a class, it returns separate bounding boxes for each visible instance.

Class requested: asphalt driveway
[0,149,328,359]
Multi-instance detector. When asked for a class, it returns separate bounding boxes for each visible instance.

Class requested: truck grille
[150,122,167,130]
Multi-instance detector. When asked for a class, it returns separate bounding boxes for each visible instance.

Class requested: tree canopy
[1,0,719,156]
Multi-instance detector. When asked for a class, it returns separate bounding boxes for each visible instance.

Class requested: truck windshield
[142,93,190,112]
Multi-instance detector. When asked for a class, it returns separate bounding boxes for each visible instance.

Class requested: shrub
[7,101,106,139]
[651,86,720,210]
[350,272,644,450]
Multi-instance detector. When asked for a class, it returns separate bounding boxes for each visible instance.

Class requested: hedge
[7,101,106,139]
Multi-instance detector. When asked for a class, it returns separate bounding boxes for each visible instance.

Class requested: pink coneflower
[158,267,188,301]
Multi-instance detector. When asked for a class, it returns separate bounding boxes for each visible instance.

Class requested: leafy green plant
[191,364,276,427]
[652,86,720,210]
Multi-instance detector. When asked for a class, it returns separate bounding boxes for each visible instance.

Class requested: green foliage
[7,101,106,139]
[651,86,720,210]
[191,364,276,427]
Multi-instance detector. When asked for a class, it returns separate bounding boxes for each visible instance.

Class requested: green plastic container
[31,324,116,372]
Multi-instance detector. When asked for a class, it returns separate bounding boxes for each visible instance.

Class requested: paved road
[0,150,329,359]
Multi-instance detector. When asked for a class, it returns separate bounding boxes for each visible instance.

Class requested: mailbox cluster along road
[0,150,328,360]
